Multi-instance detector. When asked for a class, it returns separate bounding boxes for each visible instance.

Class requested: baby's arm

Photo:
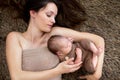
[80,39,99,56]
[80,39,99,68]
[74,48,82,64]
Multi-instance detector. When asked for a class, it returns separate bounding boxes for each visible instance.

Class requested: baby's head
[47,35,73,57]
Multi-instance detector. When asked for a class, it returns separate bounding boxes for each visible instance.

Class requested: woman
[5,0,105,80]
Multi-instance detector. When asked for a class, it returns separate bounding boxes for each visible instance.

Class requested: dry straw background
[0,0,120,80]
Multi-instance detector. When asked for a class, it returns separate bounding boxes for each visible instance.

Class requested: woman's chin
[45,29,52,33]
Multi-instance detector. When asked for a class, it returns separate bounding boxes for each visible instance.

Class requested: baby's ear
[56,51,63,56]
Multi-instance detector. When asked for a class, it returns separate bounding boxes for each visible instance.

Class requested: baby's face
[59,37,73,55]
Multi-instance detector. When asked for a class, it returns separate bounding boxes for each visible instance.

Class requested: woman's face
[31,2,58,32]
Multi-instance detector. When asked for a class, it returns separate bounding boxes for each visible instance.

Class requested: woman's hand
[56,58,82,74]
[55,48,83,74]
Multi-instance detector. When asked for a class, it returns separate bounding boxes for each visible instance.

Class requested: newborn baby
[47,35,98,75]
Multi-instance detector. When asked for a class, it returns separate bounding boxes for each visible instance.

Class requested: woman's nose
[51,18,55,24]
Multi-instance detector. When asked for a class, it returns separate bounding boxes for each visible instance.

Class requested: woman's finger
[70,62,82,68]
[70,65,81,72]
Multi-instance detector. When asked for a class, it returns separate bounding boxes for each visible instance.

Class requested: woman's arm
[51,27,105,79]
[51,27,104,49]
[79,48,104,80]
[6,32,81,80]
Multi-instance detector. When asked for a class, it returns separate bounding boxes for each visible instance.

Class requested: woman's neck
[23,24,45,44]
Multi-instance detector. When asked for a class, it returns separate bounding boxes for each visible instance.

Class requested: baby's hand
[65,56,74,65]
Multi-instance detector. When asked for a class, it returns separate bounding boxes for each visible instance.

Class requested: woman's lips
[48,25,53,28]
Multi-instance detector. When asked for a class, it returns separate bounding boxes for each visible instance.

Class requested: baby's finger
[65,56,69,60]
[65,57,74,64]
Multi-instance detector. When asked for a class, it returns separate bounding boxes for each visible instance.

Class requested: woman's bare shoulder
[7,31,23,37]
[6,31,23,41]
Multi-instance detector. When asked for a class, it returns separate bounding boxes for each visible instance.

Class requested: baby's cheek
[65,48,70,54]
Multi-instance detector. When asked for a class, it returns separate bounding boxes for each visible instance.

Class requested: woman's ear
[30,10,36,18]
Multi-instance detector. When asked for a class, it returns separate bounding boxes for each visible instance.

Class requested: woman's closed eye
[46,12,52,17]
[46,14,52,17]
[46,11,57,18]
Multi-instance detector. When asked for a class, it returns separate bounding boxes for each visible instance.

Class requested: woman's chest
[22,46,59,71]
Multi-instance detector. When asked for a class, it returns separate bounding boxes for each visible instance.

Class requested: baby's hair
[47,35,64,54]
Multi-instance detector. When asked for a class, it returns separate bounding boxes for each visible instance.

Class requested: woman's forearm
[94,47,105,79]
[51,27,105,49]
[10,68,61,80]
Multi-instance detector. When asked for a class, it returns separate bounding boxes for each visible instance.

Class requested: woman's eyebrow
[48,10,57,16]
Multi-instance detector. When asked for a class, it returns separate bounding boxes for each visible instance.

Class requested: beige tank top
[22,46,61,80]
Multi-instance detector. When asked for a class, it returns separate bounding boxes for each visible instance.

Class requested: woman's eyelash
[46,14,51,17]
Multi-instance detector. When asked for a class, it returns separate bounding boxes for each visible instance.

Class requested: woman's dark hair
[0,0,87,28]
[0,0,60,24]
[22,0,61,24]
[55,0,87,28]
